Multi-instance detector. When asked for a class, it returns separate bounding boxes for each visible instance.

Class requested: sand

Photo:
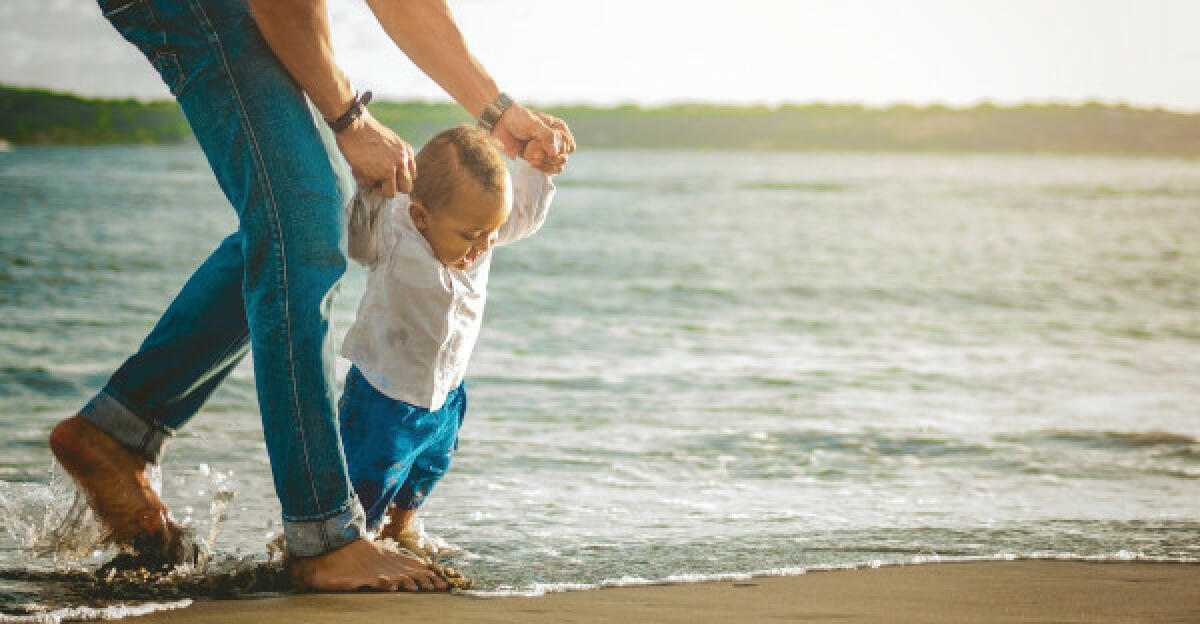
[126,560,1200,623]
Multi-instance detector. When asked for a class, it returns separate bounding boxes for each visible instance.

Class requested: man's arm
[247,0,416,198]
[363,0,574,166]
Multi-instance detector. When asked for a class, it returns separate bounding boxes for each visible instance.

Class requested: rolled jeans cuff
[79,391,170,463]
[283,498,368,558]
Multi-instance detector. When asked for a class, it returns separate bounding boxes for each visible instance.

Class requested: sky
[2,0,1199,111]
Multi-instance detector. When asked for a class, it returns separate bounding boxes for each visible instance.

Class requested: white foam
[0,599,192,623]
[458,551,1199,598]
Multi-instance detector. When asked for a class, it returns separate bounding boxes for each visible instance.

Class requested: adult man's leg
[50,233,248,555]
[51,0,443,591]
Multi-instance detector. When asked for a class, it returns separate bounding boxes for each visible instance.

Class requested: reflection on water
[2,146,1200,617]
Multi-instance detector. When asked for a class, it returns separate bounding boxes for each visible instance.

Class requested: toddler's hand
[522,132,566,174]
[520,110,573,174]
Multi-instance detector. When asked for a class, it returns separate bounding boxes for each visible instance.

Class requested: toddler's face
[411,174,511,270]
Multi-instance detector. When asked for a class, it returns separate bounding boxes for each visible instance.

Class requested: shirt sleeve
[495,157,557,246]
[346,187,389,269]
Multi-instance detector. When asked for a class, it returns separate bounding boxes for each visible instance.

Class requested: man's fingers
[543,118,574,153]
[534,124,561,158]
[395,167,413,195]
[405,142,417,182]
[532,111,575,153]
[555,122,576,153]
[521,108,561,157]
[380,170,398,198]
[395,145,414,194]
[521,137,567,174]
[393,141,415,194]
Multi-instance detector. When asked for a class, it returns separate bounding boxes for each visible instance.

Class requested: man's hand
[493,105,576,174]
[335,113,417,198]
[521,137,565,174]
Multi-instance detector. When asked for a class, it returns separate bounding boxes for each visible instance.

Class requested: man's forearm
[363,0,499,119]
[247,0,356,121]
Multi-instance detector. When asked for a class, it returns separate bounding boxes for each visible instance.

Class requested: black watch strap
[329,90,373,134]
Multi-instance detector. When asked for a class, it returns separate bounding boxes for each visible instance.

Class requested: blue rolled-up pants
[80,0,364,557]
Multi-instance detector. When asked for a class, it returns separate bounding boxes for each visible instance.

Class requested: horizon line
[4,82,1199,116]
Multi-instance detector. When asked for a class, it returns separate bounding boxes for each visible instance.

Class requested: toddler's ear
[409,200,430,233]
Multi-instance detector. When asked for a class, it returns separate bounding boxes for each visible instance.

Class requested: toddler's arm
[495,157,556,246]
[346,188,389,268]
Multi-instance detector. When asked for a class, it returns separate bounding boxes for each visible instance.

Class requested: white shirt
[340,158,556,410]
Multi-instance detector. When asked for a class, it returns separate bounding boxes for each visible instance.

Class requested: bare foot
[378,508,436,560]
[289,538,449,592]
[377,507,418,543]
[48,415,186,556]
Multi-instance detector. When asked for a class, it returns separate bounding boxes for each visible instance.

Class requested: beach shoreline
[119,560,1200,623]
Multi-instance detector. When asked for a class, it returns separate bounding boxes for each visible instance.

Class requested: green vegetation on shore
[0,85,191,144]
[3,84,1198,156]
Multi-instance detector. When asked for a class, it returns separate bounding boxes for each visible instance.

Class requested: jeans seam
[282,498,354,523]
[190,0,324,519]
[141,0,167,50]
[141,0,187,93]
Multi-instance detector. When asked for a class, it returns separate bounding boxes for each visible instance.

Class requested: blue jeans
[338,367,466,530]
[80,0,363,557]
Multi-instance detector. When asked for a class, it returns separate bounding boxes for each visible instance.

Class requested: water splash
[0,461,291,620]
[193,464,236,558]
[0,462,110,568]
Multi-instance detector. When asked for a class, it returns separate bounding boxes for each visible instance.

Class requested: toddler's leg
[338,366,423,530]
[379,507,419,542]
[378,383,468,546]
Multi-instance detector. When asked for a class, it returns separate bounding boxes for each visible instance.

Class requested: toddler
[337,124,557,543]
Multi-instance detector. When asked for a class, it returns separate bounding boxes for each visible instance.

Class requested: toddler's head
[409,124,511,270]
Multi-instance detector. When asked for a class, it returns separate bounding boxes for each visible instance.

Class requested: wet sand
[126,560,1200,623]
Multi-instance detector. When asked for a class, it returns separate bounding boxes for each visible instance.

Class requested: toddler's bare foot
[377,507,420,547]
[289,538,448,592]
[375,509,473,590]
[48,415,184,552]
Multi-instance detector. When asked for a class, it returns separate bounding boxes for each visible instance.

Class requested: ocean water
[1,145,1198,618]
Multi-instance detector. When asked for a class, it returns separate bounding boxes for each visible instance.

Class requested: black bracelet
[328,90,372,133]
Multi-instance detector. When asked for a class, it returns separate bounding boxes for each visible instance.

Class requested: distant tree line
[3,84,1199,156]
[0,85,191,144]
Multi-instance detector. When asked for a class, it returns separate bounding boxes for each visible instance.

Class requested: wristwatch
[478,92,514,133]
